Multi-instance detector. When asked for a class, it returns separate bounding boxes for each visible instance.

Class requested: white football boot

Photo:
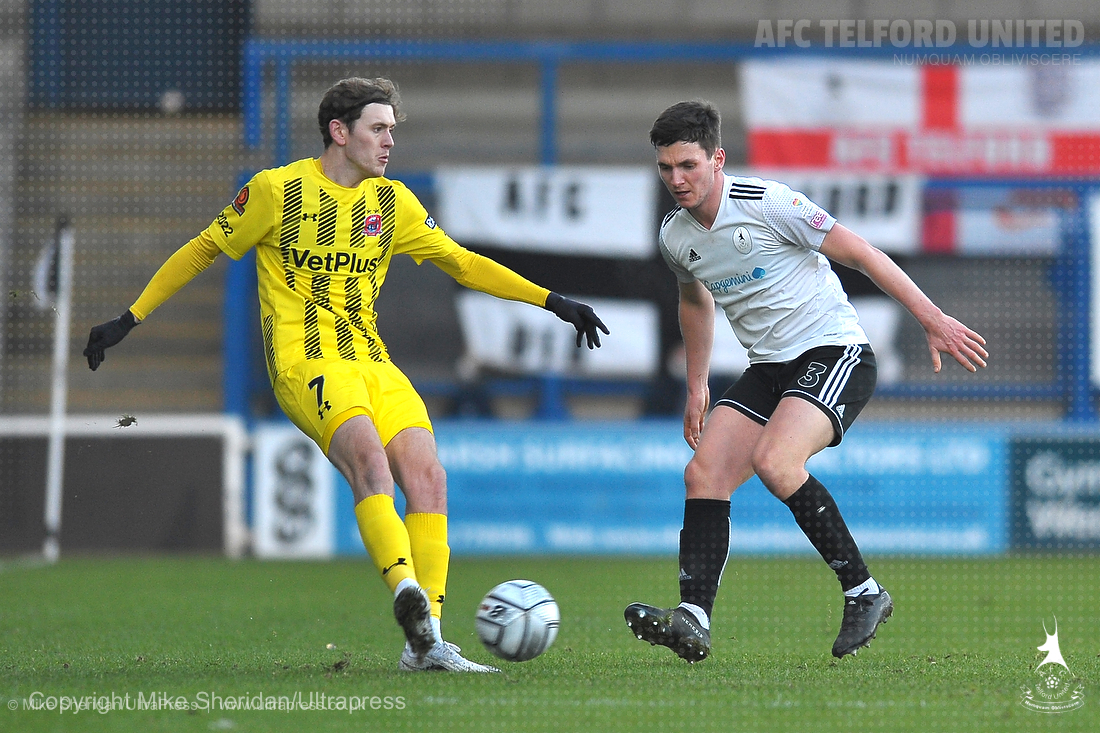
[398,641,501,673]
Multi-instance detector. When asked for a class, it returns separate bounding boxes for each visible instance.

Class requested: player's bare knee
[338,446,395,503]
[684,456,717,498]
[683,458,702,494]
[750,442,789,491]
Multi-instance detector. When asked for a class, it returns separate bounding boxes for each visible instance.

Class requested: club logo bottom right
[1020,617,1086,713]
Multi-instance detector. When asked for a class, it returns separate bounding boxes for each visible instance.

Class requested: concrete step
[20,114,242,153]
[15,218,225,256]
[4,386,224,414]
[3,354,223,414]
[17,183,237,221]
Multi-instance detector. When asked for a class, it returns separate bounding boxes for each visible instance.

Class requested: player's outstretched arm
[544,292,609,349]
[432,248,610,349]
[820,223,988,373]
[84,235,221,371]
[84,311,139,371]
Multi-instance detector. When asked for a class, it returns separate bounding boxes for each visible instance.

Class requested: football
[474,579,560,662]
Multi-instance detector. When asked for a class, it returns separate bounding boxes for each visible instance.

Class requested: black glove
[84,311,139,371]
[544,292,609,349]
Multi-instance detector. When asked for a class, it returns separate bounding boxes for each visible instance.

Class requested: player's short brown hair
[649,101,722,158]
[318,77,406,148]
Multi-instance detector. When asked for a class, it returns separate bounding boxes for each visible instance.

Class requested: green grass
[1,555,1098,732]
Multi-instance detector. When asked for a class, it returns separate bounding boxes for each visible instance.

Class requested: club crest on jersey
[733,226,753,254]
[232,186,249,216]
[363,214,382,236]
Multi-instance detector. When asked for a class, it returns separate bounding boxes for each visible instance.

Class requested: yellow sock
[405,512,450,619]
[354,494,417,593]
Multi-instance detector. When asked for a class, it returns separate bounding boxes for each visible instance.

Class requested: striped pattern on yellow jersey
[204,158,465,383]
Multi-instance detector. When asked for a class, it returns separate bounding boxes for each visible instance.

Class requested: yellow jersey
[193,158,548,383]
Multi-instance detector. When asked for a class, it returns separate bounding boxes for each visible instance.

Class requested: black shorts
[714,344,877,447]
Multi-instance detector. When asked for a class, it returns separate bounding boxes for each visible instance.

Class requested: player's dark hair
[318,77,406,148]
[649,101,722,158]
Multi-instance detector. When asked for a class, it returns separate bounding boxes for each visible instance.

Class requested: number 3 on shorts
[798,362,827,388]
[309,375,332,420]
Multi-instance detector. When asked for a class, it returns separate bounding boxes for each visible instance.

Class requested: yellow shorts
[273,359,433,455]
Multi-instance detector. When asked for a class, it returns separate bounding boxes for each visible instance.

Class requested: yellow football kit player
[100,156,590,632]
[127,158,553,452]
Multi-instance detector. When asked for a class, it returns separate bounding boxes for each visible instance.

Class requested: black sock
[783,475,870,592]
[678,498,731,619]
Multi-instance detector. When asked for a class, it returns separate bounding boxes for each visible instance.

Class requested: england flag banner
[742,59,1100,175]
[435,166,657,258]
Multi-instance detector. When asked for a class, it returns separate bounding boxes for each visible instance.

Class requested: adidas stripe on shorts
[714,344,877,447]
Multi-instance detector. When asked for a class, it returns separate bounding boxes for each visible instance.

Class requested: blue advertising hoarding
[312,420,1009,557]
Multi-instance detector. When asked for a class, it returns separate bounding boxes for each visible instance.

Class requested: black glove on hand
[84,311,139,371]
[544,292,609,349]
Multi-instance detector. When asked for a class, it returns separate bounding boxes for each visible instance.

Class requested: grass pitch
[1,555,1097,732]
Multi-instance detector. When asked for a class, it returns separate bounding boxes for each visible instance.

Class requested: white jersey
[659,174,867,364]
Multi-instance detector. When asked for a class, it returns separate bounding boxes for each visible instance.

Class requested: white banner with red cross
[741,58,1100,175]
[740,59,1097,254]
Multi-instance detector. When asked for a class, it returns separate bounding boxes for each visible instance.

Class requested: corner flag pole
[43,217,74,563]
